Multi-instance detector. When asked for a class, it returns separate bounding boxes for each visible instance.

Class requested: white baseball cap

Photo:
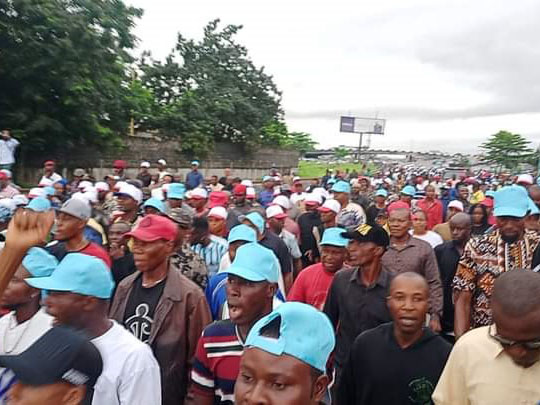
[447,200,464,212]
[317,199,341,214]
[517,174,533,185]
[38,178,54,187]
[157,159,167,166]
[78,181,93,191]
[114,184,143,204]
[191,188,208,199]
[305,193,323,206]
[266,205,288,220]
[246,187,256,198]
[272,195,292,210]
[140,161,151,168]
[241,179,253,187]
[208,206,227,220]
[95,182,109,192]
[28,188,45,199]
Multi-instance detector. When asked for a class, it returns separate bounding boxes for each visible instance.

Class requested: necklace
[3,314,34,354]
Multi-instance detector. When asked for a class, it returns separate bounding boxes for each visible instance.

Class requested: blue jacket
[186,170,203,190]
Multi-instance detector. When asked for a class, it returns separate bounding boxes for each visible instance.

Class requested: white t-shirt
[91,321,161,405]
[410,230,444,248]
[39,173,62,184]
[0,309,53,404]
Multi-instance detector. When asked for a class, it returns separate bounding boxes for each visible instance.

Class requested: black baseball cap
[341,223,390,248]
[0,326,102,392]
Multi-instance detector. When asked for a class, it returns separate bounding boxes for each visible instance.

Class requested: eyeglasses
[488,324,540,350]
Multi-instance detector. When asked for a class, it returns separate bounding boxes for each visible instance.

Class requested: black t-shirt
[366,204,386,224]
[123,275,166,343]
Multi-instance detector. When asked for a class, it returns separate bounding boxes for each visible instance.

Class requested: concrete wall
[16,136,299,184]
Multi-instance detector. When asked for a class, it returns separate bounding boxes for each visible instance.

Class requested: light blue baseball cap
[167,183,185,200]
[262,175,273,182]
[245,302,335,372]
[320,227,348,247]
[26,253,115,299]
[26,197,52,212]
[327,178,336,185]
[240,212,265,234]
[401,185,416,196]
[494,185,529,218]
[528,198,540,216]
[22,247,58,278]
[227,243,279,283]
[228,224,257,243]
[43,186,55,197]
[485,190,495,198]
[375,189,388,198]
[143,197,166,213]
[331,181,350,193]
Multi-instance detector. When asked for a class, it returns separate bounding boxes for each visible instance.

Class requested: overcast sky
[126,0,540,153]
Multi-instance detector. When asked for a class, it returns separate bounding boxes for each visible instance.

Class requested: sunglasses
[488,324,540,350]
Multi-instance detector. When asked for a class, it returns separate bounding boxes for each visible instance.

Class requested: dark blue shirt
[186,170,204,190]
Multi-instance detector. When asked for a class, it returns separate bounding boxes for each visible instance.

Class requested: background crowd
[0,154,540,404]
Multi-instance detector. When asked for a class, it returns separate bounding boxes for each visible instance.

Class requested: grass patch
[297,161,378,178]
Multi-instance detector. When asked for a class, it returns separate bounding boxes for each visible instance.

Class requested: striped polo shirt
[191,319,244,404]
[191,235,229,276]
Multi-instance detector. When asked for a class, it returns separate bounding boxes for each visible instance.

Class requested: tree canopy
[0,0,142,155]
[480,130,536,171]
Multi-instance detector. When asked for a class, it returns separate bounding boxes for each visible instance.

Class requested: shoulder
[333,267,354,283]
[354,322,392,346]
[525,230,540,246]
[435,240,452,253]
[410,237,434,252]
[202,319,236,338]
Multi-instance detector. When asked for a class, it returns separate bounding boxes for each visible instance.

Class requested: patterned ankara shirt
[453,229,540,328]
[170,243,209,290]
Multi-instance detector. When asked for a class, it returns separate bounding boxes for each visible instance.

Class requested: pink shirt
[287,263,336,310]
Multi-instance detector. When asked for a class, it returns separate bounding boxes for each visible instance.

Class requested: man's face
[492,302,540,368]
[45,291,86,328]
[374,196,386,205]
[388,276,429,335]
[168,198,182,209]
[235,348,326,405]
[1,130,9,139]
[8,381,84,405]
[411,212,427,234]
[0,177,7,188]
[55,212,84,242]
[263,180,274,190]
[496,216,525,244]
[0,267,34,310]
[191,164,198,172]
[268,217,285,234]
[446,207,460,221]
[208,216,225,235]
[425,187,436,200]
[319,210,336,224]
[304,203,319,213]
[116,195,138,212]
[347,240,380,267]
[458,187,469,200]
[113,167,123,175]
[131,238,173,272]
[449,221,471,243]
[108,223,130,246]
[191,198,206,210]
[320,245,347,273]
[388,210,411,239]
[226,275,273,326]
[211,176,218,185]
[234,194,246,205]
[44,163,55,173]
[400,195,412,204]
[333,192,347,206]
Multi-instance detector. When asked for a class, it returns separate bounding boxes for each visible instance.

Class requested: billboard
[339,116,386,135]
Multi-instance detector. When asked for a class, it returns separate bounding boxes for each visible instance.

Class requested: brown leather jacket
[109,263,211,405]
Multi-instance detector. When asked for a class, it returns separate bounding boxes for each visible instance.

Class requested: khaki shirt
[433,326,540,404]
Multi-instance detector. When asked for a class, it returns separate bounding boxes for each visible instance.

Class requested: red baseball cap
[0,172,8,180]
[113,160,127,169]
[44,160,55,166]
[208,191,228,208]
[387,201,410,214]
[233,184,247,195]
[125,215,178,242]
[481,198,494,208]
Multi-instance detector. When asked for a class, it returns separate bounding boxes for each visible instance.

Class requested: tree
[259,120,317,154]
[480,130,535,171]
[0,0,142,156]
[334,147,349,159]
[136,19,284,156]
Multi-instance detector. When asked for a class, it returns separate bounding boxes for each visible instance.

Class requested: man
[0,248,57,403]
[235,302,335,405]
[207,206,228,238]
[528,184,540,208]
[0,129,19,171]
[108,221,136,288]
[113,183,142,226]
[288,227,348,310]
[168,207,208,290]
[434,213,471,342]
[166,182,187,210]
[323,223,393,385]
[157,159,169,180]
[366,189,388,224]
[272,195,300,240]
[190,188,209,218]
[516,173,534,188]
[242,212,293,293]
[27,253,161,404]
[110,215,211,405]
[382,207,443,331]
[190,243,278,404]
[39,160,62,185]
[416,184,443,230]
[191,216,229,277]
[186,160,204,190]
[400,185,416,206]
[227,184,259,230]
[0,171,19,199]
[112,160,127,180]
[47,199,111,267]
[315,198,340,236]
[433,270,540,403]
[266,205,302,276]
[338,273,451,404]
[257,176,275,208]
[453,185,540,338]
[456,183,470,212]
[433,200,464,241]
[209,175,224,192]
[136,161,152,187]
[298,193,323,267]
[0,326,103,405]
[332,180,366,227]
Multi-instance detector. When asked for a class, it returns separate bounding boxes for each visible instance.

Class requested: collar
[349,267,390,288]
[390,235,418,250]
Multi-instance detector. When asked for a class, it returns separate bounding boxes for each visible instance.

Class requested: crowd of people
[0,157,540,404]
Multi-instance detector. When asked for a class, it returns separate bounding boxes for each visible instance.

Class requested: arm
[283,271,293,294]
[323,276,340,331]
[287,271,306,303]
[453,290,472,340]
[423,248,444,324]
[431,340,469,404]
